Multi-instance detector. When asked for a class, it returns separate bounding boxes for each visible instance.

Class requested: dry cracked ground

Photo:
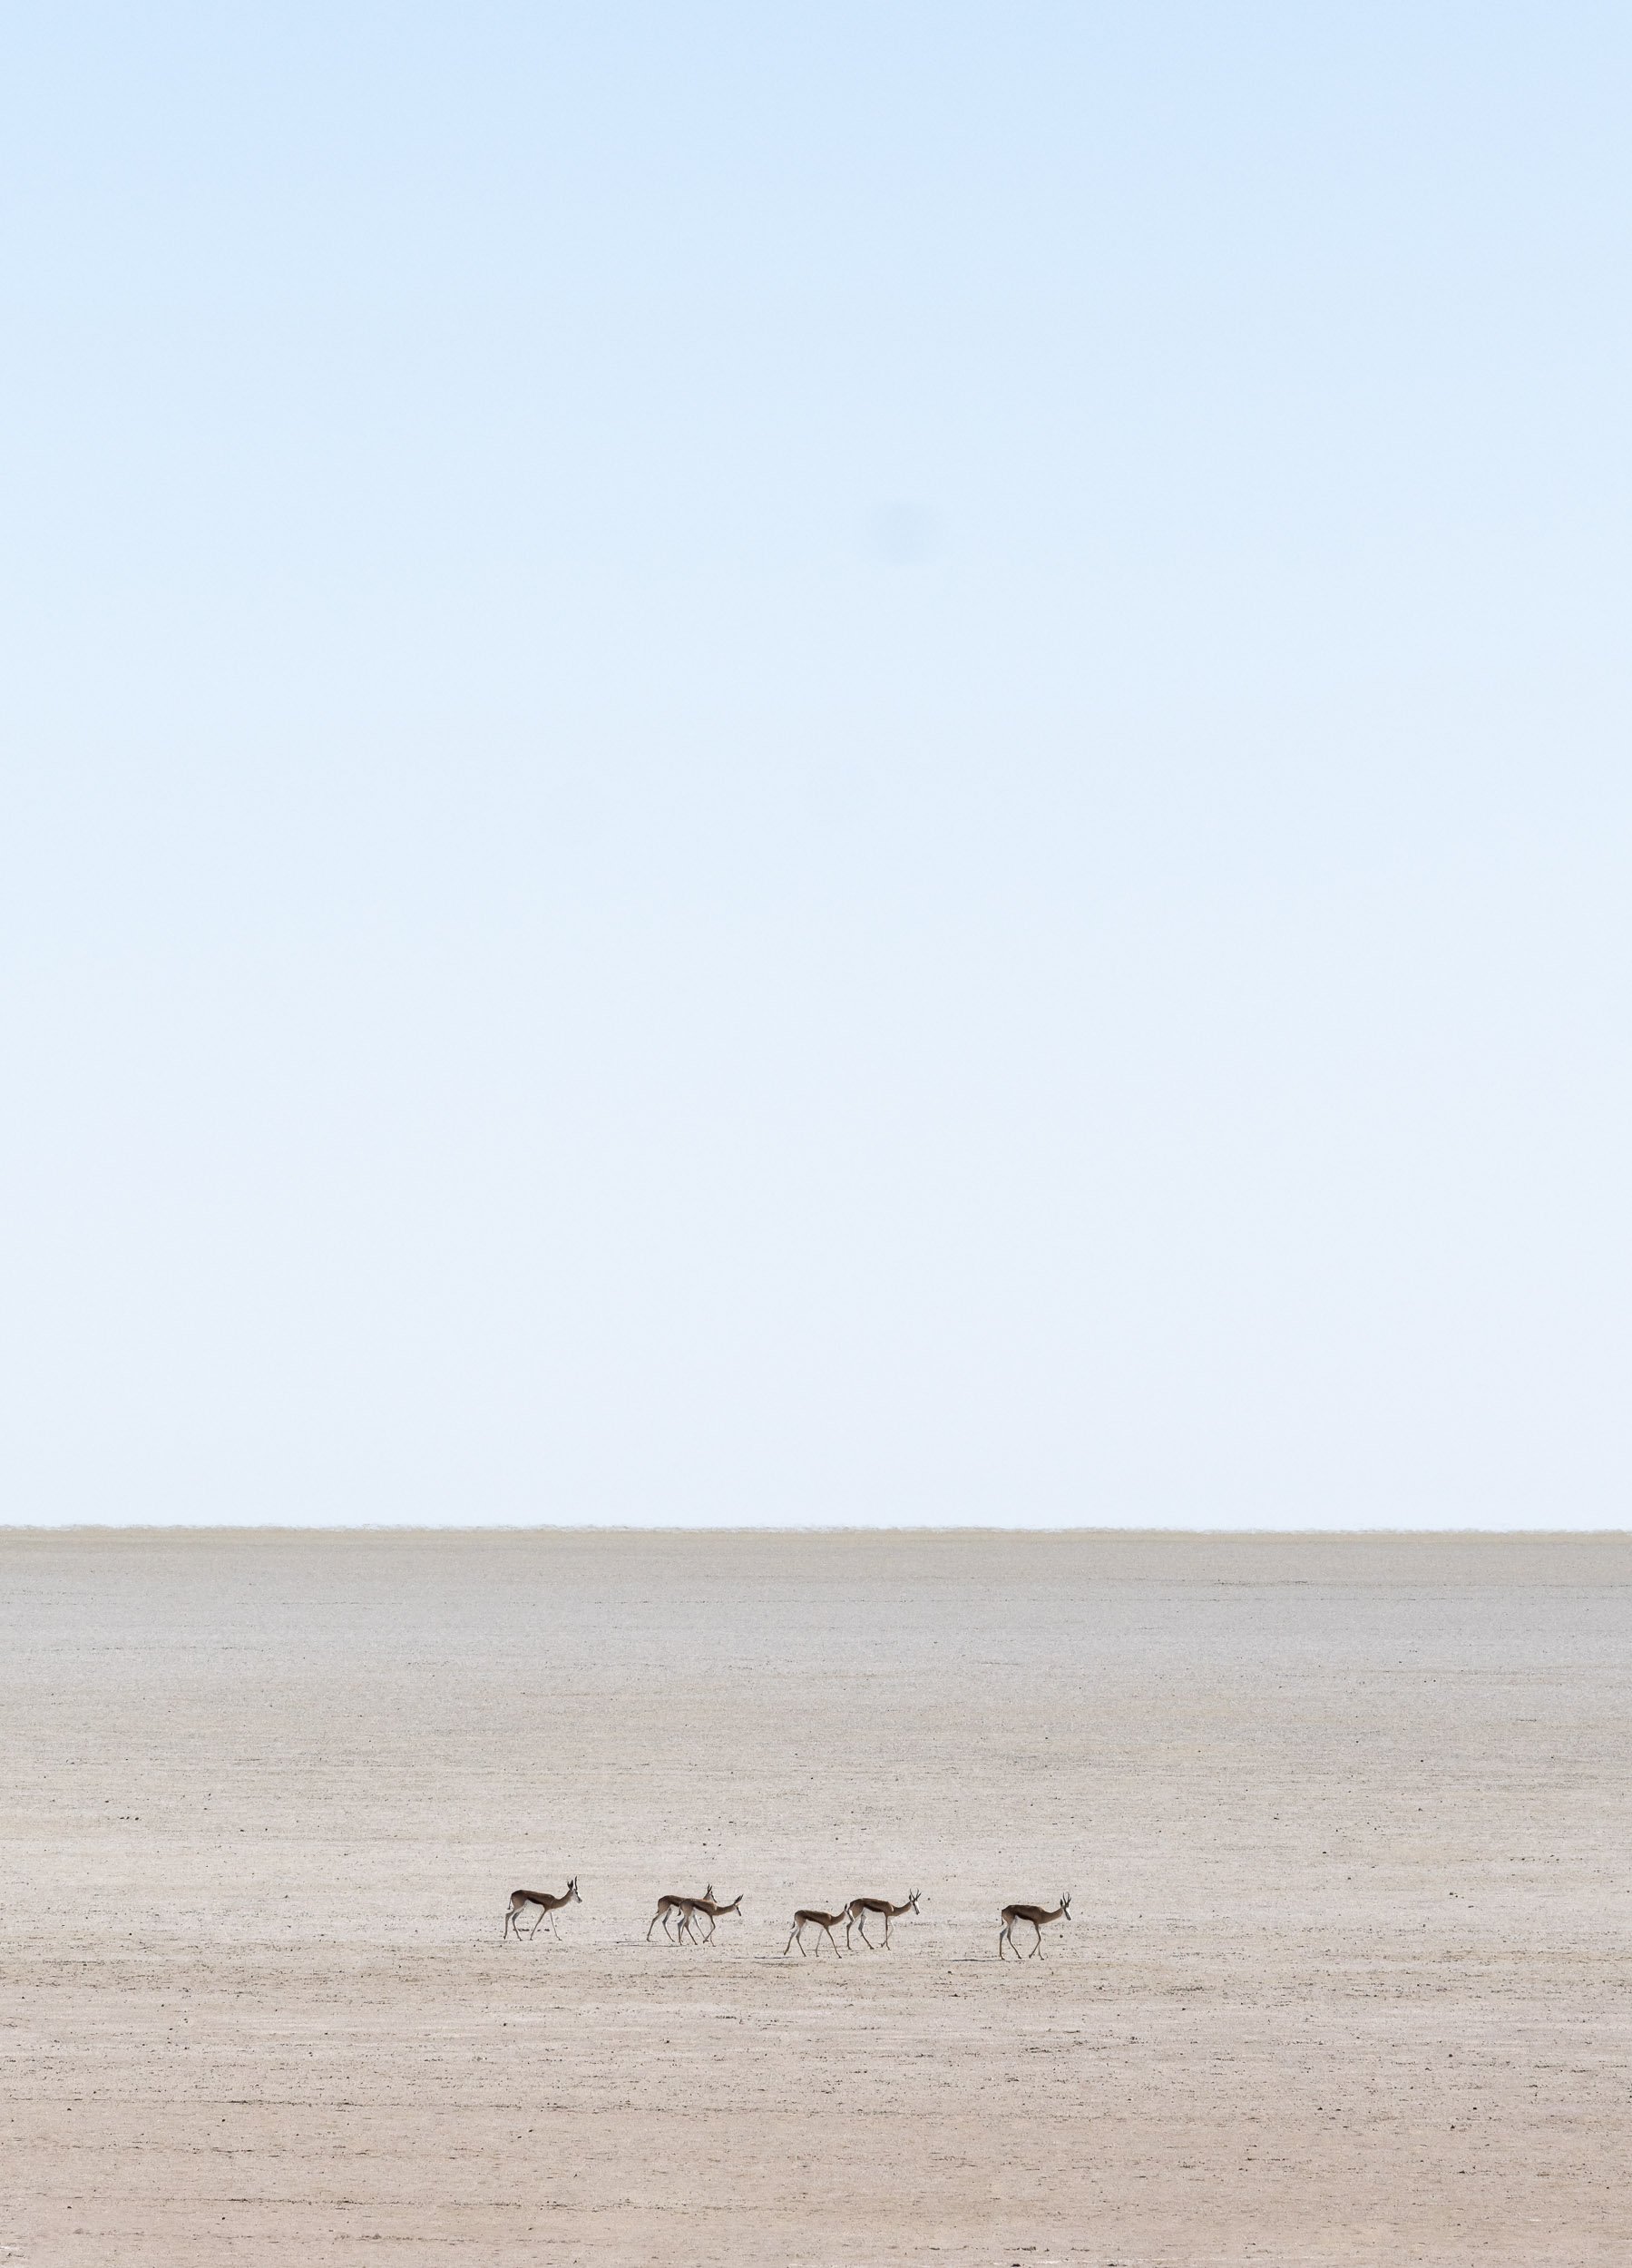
[2,1526,1628,2265]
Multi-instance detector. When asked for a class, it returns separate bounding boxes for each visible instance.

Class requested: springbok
[684,1888,744,1943]
[502,1877,581,1942]
[647,1884,713,1943]
[845,1890,920,1949]
[784,1902,847,1957]
[998,1892,1070,1959]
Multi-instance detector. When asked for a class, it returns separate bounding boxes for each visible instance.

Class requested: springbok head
[1059,1892,1072,1919]
[906,1891,922,1914]
[567,1877,581,1903]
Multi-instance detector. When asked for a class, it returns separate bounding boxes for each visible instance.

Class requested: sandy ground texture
[1,1527,1628,2268]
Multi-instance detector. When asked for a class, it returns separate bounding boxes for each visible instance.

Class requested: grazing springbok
[684,1888,744,1943]
[784,1902,847,1958]
[845,1890,920,1950]
[647,1884,713,1943]
[998,1892,1070,1959]
[503,1877,581,1942]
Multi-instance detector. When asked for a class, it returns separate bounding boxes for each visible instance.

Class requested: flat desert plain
[2,1529,1628,2267]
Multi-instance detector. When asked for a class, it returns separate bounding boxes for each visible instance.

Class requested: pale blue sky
[3,5,1629,1526]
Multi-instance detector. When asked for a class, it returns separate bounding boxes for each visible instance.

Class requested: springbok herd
[503,1879,1074,1959]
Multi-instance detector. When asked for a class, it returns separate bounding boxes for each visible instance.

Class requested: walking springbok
[784,1902,847,1957]
[845,1891,920,1950]
[998,1892,1070,1959]
[647,1885,713,1943]
[684,1888,744,1943]
[502,1877,581,1942]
